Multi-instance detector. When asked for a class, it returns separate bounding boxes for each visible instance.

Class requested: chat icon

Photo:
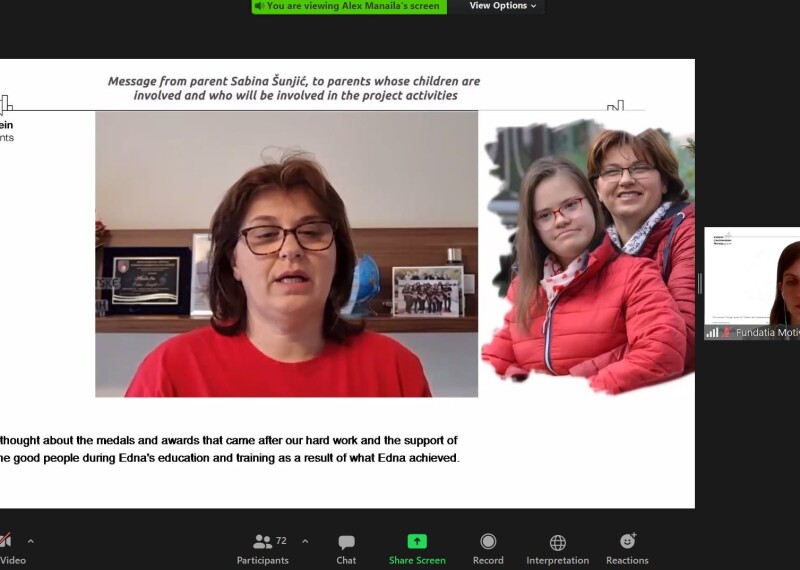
[339,535,355,550]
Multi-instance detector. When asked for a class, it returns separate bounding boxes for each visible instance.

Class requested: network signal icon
[706,327,719,338]
[0,94,13,116]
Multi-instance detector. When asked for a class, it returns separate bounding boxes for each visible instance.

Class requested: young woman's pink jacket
[481,236,687,394]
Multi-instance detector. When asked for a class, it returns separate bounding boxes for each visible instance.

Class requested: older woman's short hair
[208,152,363,341]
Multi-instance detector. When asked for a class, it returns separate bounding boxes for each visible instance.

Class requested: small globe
[342,254,380,317]
[354,254,380,303]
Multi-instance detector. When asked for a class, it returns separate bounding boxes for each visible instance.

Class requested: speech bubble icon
[339,535,355,550]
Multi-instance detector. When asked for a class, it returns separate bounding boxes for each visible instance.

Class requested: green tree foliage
[684,137,695,158]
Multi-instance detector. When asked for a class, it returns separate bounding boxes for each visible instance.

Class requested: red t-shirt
[125,327,432,397]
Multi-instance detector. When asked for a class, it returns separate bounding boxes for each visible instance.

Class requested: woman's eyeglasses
[594,163,655,182]
[240,221,335,255]
[534,197,586,230]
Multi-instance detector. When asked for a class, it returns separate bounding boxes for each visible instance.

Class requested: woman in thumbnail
[770,241,800,329]
[481,157,686,394]
[571,128,696,376]
[126,153,431,397]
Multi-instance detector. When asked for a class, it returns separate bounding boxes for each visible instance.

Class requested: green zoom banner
[252,0,447,15]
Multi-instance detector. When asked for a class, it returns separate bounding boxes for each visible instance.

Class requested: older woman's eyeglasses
[534,197,586,230]
[240,221,335,255]
[595,163,655,182]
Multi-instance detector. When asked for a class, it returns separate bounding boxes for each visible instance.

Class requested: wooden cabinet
[96,227,479,334]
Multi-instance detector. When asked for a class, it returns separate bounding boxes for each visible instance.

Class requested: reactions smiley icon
[620,533,636,549]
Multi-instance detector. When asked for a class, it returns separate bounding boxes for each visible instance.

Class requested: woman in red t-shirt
[126,153,431,397]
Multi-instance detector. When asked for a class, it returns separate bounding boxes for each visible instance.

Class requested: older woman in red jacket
[584,128,695,374]
[481,157,686,394]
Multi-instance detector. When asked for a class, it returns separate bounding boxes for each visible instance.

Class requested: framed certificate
[100,247,192,315]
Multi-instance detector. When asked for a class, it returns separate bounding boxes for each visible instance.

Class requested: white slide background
[704,227,800,324]
[0,59,694,509]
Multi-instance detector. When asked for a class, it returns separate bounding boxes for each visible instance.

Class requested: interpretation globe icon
[343,254,380,317]
[549,535,566,552]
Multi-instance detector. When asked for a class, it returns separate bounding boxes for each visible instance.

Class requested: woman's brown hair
[208,152,364,341]
[514,157,605,333]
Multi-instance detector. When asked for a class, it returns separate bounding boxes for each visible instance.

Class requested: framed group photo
[392,265,464,318]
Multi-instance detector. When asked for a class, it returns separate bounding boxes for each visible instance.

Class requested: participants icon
[253,535,272,549]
